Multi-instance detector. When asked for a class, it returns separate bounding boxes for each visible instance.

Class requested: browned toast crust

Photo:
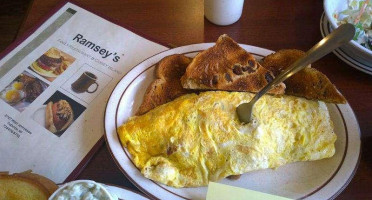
[137,54,192,115]
[261,49,308,75]
[262,49,346,104]
[181,34,285,94]
[284,68,346,103]
[0,171,58,198]
[14,171,58,195]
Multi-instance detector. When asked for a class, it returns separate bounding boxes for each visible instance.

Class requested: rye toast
[262,49,346,104]
[137,54,193,115]
[181,34,286,94]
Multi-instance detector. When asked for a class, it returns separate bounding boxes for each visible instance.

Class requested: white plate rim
[320,12,372,75]
[32,105,46,126]
[104,44,361,200]
[104,183,150,200]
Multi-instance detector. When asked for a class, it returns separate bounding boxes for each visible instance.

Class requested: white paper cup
[204,0,245,26]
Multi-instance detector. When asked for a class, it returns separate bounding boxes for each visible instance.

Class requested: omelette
[118,91,336,188]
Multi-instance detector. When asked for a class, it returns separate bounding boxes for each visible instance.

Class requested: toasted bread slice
[0,171,58,200]
[262,49,346,104]
[13,171,58,195]
[260,49,309,74]
[180,34,285,94]
[137,54,193,115]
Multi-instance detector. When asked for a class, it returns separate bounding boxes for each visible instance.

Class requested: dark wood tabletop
[2,0,372,199]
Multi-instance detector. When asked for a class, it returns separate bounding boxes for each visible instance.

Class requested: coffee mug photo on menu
[60,64,113,104]
[32,91,86,137]
[71,71,99,94]
[29,47,76,82]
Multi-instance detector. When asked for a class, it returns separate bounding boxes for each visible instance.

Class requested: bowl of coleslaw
[324,0,372,65]
[49,180,118,200]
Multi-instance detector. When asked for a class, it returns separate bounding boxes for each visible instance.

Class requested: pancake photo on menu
[29,47,76,82]
[32,91,86,137]
[0,71,49,112]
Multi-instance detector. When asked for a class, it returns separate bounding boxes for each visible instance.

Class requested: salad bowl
[324,0,372,65]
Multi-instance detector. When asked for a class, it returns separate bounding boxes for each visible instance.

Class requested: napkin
[207,182,292,200]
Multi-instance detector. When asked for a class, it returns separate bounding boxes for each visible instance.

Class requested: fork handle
[250,23,355,104]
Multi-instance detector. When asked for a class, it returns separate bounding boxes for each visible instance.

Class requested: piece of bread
[262,49,346,104]
[45,101,57,133]
[180,34,285,94]
[260,49,310,74]
[0,171,58,200]
[137,54,193,115]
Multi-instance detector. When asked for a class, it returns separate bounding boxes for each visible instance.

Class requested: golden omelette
[118,91,337,188]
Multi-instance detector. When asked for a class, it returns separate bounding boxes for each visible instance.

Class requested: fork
[236,23,355,123]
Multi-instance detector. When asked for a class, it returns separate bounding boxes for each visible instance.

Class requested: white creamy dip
[50,180,117,200]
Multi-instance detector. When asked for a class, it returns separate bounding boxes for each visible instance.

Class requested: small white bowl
[49,180,117,200]
[324,0,372,65]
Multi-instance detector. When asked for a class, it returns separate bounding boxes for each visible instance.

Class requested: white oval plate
[104,44,361,200]
[32,105,46,126]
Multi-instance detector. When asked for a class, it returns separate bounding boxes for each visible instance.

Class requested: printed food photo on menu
[29,47,75,82]
[0,71,49,112]
[32,91,86,137]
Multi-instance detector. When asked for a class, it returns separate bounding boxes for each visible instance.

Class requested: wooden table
[12,0,372,199]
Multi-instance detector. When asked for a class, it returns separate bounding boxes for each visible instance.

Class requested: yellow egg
[12,82,24,90]
[118,91,337,188]
[5,90,21,103]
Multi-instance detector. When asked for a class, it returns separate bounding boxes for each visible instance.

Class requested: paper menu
[0,2,168,183]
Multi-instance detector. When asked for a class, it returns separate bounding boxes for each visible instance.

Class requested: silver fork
[236,23,355,123]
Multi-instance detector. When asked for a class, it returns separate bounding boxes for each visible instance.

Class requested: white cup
[204,0,245,26]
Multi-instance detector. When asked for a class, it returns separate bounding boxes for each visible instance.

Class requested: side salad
[334,0,372,50]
